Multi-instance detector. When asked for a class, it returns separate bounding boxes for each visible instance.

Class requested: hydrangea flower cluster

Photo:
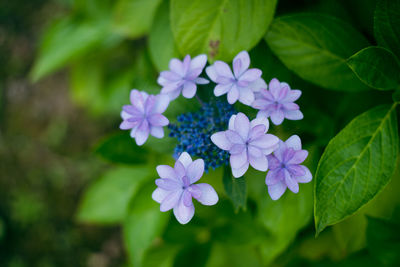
[119,50,311,224]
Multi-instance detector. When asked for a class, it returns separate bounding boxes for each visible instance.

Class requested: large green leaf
[314,104,399,235]
[265,13,370,91]
[113,0,163,39]
[149,0,180,71]
[94,132,148,165]
[374,0,400,59]
[222,166,247,212]
[124,181,169,267]
[347,46,400,90]
[76,167,151,224]
[31,17,111,81]
[170,0,277,61]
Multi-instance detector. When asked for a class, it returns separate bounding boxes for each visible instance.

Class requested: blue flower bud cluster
[168,99,235,172]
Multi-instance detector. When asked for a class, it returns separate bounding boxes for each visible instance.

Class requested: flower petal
[169,58,184,76]
[226,130,244,144]
[192,183,218,205]
[178,152,192,168]
[268,181,287,200]
[233,51,250,77]
[152,94,170,114]
[287,150,308,165]
[205,65,218,82]
[284,89,301,102]
[190,54,207,70]
[214,83,232,96]
[211,132,232,151]
[249,154,268,171]
[268,78,281,99]
[214,61,234,79]
[130,89,145,112]
[155,178,181,191]
[160,190,182,212]
[265,169,284,185]
[182,81,197,98]
[182,190,193,207]
[228,114,236,130]
[296,165,312,183]
[120,120,136,130]
[156,165,177,180]
[270,110,285,125]
[248,124,266,141]
[238,68,261,82]
[252,99,269,110]
[248,78,267,92]
[230,144,245,155]
[285,110,304,120]
[230,149,248,169]
[250,116,269,132]
[238,86,255,105]
[152,188,170,203]
[173,196,195,224]
[150,126,164,138]
[267,155,281,170]
[195,77,209,84]
[234,112,250,141]
[250,134,279,151]
[148,114,169,126]
[232,162,249,178]
[284,170,299,193]
[285,135,302,150]
[174,160,186,179]
[135,120,150,146]
[160,70,181,81]
[186,159,204,184]
[227,84,239,104]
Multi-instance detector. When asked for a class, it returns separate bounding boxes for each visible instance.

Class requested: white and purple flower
[206,51,267,105]
[211,112,279,178]
[120,89,169,146]
[266,135,312,200]
[252,78,303,125]
[152,152,219,224]
[157,54,209,100]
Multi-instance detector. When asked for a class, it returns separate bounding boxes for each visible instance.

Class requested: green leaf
[31,17,110,81]
[265,13,370,91]
[170,0,277,61]
[347,46,400,90]
[113,0,163,39]
[76,167,151,224]
[94,132,148,165]
[149,0,180,71]
[222,166,247,212]
[314,104,399,235]
[374,0,400,59]
[124,181,169,267]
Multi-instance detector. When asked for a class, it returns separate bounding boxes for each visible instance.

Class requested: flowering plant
[120,51,311,224]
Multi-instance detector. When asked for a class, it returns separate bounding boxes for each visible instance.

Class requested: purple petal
[195,77,209,84]
[250,134,279,151]
[155,178,181,191]
[182,55,191,74]
[285,135,302,150]
[284,89,302,102]
[248,125,266,141]
[166,89,181,101]
[169,58,184,76]
[130,127,138,138]
[252,99,269,110]
[232,162,249,178]
[233,51,250,77]
[214,83,232,96]
[160,190,182,212]
[121,110,130,120]
[250,116,269,132]
[238,69,261,82]
[177,152,192,168]
[282,102,299,111]
[285,110,304,120]
[226,130,244,144]
[265,169,284,185]
[173,197,195,224]
[192,183,218,205]
[205,66,218,82]
[186,67,203,80]
[174,160,186,179]
[230,144,245,155]
[267,155,281,170]
[190,54,207,70]
[156,165,177,180]
[249,154,268,171]
[160,70,181,81]
[270,110,285,125]
[227,84,239,104]
[248,145,263,158]
[238,86,255,105]
[284,171,299,193]
[182,190,193,207]
[211,132,232,151]
[186,159,204,184]
[120,120,136,130]
[286,164,306,177]
[277,85,289,100]
[148,114,169,126]
[135,120,149,146]
[273,141,286,162]
[268,78,281,99]
[296,165,312,183]
[287,150,308,164]
[160,81,182,93]
[234,112,250,141]
[182,82,197,98]
[268,181,287,200]
[130,90,145,112]
[188,184,202,199]
[248,78,267,92]
[228,114,236,130]
[260,89,275,101]
[152,188,170,203]
[150,126,164,138]
[230,149,248,169]
[214,61,234,79]
[152,94,169,114]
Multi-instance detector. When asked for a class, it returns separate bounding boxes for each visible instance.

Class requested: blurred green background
[1,0,399,266]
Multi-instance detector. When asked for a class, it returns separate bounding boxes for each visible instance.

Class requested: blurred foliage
[1,0,399,266]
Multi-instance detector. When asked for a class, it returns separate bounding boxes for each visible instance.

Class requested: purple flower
[211,112,279,178]
[157,54,209,100]
[206,51,267,105]
[120,89,169,146]
[252,78,303,125]
[152,152,219,224]
[266,135,312,200]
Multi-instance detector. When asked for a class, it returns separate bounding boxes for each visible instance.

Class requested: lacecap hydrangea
[119,50,311,224]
